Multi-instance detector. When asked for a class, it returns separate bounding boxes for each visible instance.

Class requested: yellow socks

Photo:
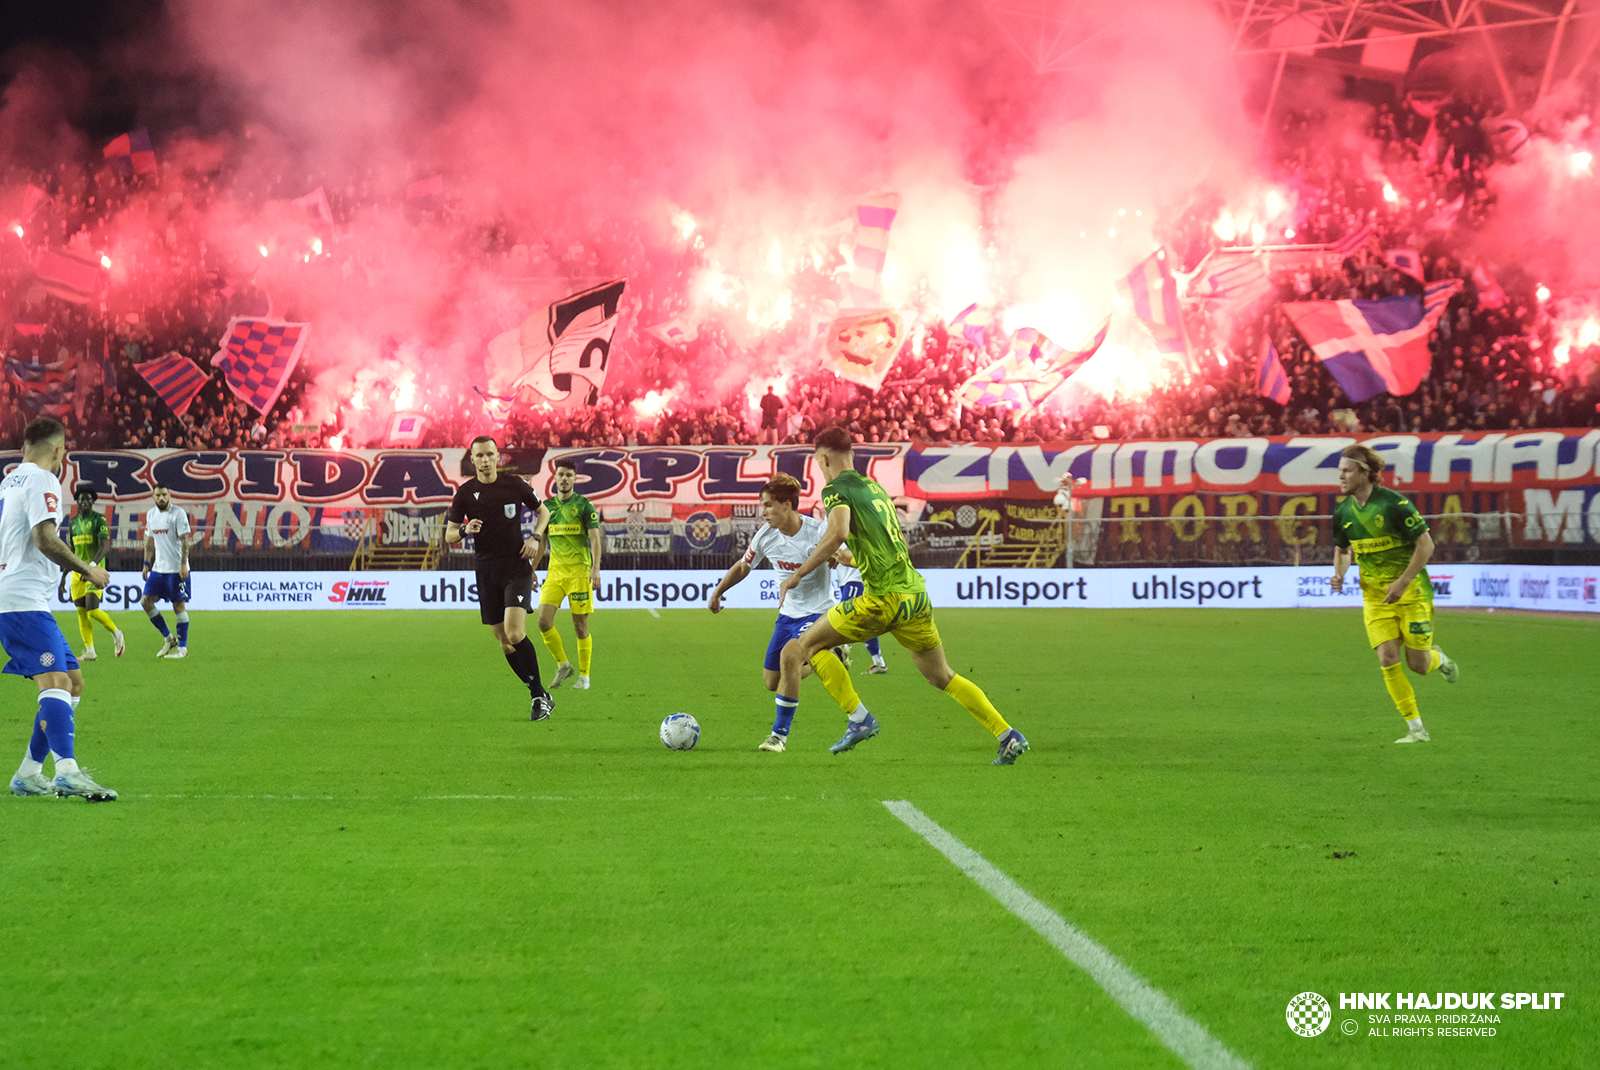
[809,650,862,714]
[1382,662,1419,719]
[943,674,1010,737]
[576,635,592,675]
[540,628,568,664]
[77,609,94,648]
[1424,648,1442,674]
[90,609,117,634]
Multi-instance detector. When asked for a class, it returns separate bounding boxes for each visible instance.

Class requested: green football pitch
[1,606,1593,1069]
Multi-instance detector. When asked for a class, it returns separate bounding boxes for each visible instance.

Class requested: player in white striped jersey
[707,474,870,752]
[3,418,117,800]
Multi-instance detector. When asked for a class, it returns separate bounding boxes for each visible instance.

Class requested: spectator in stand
[758,386,784,446]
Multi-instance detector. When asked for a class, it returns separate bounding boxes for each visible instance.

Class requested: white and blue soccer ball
[660,713,700,750]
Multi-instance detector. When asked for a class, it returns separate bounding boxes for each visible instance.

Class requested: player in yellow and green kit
[533,456,602,690]
[1330,444,1460,743]
[776,427,1028,764]
[59,487,125,661]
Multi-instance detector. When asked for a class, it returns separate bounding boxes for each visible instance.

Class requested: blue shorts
[0,611,80,678]
[144,572,191,605]
[764,612,823,672]
[838,580,865,601]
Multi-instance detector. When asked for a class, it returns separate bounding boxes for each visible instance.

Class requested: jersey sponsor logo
[1349,535,1401,553]
[328,579,389,605]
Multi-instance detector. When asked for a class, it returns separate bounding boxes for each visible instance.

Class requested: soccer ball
[660,713,700,750]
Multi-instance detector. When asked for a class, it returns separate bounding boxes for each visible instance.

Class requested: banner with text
[61,565,1597,613]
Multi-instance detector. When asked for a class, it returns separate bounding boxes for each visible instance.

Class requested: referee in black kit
[445,435,555,720]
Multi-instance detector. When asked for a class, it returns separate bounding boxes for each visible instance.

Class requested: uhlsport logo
[1287,991,1333,1037]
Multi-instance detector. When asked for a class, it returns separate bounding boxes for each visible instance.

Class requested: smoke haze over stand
[11,0,1596,443]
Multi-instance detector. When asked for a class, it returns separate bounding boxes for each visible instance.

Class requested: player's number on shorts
[869,499,908,554]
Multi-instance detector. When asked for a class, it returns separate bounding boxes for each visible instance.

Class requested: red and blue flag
[5,356,74,416]
[1282,280,1461,402]
[1257,338,1291,405]
[211,317,310,415]
[135,351,209,417]
[103,130,157,175]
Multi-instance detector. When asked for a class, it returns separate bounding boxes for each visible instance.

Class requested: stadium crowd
[5,90,1600,453]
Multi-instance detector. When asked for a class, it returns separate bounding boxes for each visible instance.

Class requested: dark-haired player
[60,486,124,660]
[4,417,117,800]
[707,473,868,752]
[533,456,601,690]
[1331,443,1458,743]
[777,428,1028,764]
[142,483,191,658]
[445,436,554,720]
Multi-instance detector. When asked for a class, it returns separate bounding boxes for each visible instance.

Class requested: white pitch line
[646,608,661,618]
[882,800,1251,1070]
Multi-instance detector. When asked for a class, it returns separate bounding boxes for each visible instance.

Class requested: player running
[832,560,887,674]
[445,436,554,721]
[1330,444,1459,743]
[532,456,601,691]
[142,483,192,658]
[4,417,118,800]
[59,487,125,660]
[777,428,1028,764]
[707,474,870,753]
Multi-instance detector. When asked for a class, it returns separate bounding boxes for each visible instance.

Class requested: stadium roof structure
[1218,0,1600,112]
[985,1,1600,112]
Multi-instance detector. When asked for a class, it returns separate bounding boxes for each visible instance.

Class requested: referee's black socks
[506,636,547,694]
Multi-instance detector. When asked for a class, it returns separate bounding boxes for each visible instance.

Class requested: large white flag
[488,279,627,406]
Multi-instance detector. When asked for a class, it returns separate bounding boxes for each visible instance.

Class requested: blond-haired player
[1331,443,1460,743]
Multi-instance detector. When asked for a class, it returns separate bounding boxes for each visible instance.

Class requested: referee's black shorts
[476,558,535,625]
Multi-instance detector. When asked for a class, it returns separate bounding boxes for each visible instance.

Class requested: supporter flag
[1256,338,1291,405]
[102,130,157,175]
[406,175,444,212]
[134,351,209,417]
[1385,248,1424,283]
[1424,278,1464,320]
[4,356,74,416]
[474,385,514,427]
[34,248,105,304]
[1327,221,1377,256]
[818,308,918,390]
[1425,194,1464,232]
[211,317,311,415]
[951,303,996,347]
[847,193,898,305]
[956,317,1110,410]
[1282,281,1462,402]
[645,317,698,347]
[2,183,50,225]
[1185,250,1274,313]
[490,279,626,406]
[12,322,46,337]
[388,411,427,444]
[292,186,334,228]
[1472,262,1507,309]
[1116,249,1191,367]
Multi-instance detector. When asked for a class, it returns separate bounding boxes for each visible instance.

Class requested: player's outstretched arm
[34,521,109,589]
[708,561,751,613]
